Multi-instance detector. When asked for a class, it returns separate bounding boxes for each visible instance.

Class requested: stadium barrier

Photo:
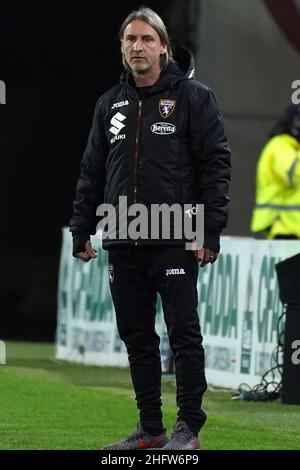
[56,228,300,389]
[0,340,6,364]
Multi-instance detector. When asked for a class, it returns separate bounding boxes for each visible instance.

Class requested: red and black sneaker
[101,422,169,450]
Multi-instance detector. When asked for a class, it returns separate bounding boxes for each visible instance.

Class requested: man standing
[70,7,231,450]
[251,104,300,239]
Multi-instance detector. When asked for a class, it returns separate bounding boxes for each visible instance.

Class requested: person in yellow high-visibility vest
[251,104,300,239]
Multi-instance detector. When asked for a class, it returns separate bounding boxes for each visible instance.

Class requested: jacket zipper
[134,100,143,204]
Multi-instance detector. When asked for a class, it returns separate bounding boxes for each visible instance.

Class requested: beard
[133,67,149,75]
[130,60,150,75]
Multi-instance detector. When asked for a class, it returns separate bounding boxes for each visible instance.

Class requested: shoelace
[127,429,147,442]
[171,424,194,444]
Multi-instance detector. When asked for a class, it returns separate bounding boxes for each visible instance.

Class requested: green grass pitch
[0,341,299,450]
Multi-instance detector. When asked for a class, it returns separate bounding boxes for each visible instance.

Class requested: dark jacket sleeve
[189,86,231,252]
[69,98,108,255]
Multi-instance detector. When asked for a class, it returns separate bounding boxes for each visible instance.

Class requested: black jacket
[70,47,231,253]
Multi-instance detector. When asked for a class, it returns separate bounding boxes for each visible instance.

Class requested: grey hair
[119,6,173,71]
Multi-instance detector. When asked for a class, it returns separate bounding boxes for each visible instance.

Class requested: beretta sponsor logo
[151,122,176,135]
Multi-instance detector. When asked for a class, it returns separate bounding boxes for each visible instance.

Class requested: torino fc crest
[159,99,176,118]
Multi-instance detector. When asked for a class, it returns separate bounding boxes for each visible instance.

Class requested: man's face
[121,20,166,76]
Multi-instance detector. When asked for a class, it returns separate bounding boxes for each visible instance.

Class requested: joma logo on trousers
[109,112,126,136]
[166,268,186,276]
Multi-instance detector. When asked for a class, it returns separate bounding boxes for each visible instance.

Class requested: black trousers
[108,246,207,436]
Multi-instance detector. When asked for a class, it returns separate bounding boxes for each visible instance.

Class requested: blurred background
[1,0,300,341]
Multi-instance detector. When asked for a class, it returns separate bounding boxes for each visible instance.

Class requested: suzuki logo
[109,112,126,136]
